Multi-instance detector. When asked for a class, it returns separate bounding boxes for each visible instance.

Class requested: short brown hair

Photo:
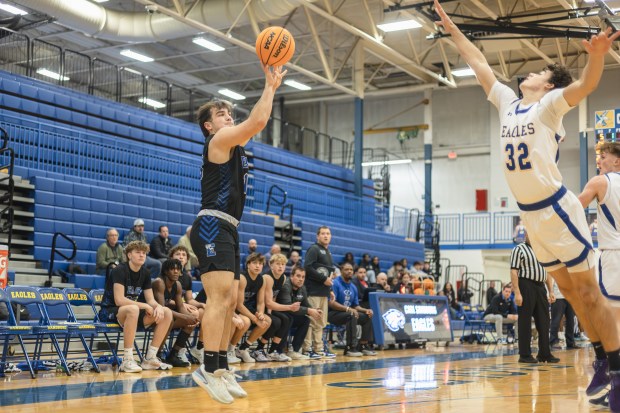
[169,245,189,258]
[316,225,330,235]
[290,266,305,277]
[197,100,233,137]
[125,241,149,258]
[544,63,573,89]
[246,252,265,266]
[599,142,620,158]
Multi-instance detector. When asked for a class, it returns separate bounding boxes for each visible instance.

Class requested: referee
[510,231,560,364]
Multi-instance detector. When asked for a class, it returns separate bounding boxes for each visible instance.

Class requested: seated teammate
[151,258,201,367]
[259,253,299,361]
[169,245,205,364]
[99,240,173,372]
[276,266,323,359]
[235,253,272,362]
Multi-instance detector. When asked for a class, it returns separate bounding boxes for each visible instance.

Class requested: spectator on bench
[285,250,301,276]
[150,225,173,263]
[387,261,403,280]
[329,263,376,357]
[176,226,199,272]
[123,219,162,278]
[96,228,125,275]
[373,272,393,293]
[276,266,322,360]
[99,240,173,372]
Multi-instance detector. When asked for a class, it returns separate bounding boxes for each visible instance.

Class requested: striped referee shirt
[510,242,547,283]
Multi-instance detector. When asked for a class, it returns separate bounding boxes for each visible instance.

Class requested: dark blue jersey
[200,135,249,221]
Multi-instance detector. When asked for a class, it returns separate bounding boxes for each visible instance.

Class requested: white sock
[146,345,159,360]
[228,344,236,352]
[123,348,133,361]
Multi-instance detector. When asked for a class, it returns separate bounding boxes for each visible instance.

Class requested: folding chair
[0,288,35,378]
[89,289,144,362]
[64,287,121,366]
[37,287,101,373]
[459,304,487,344]
[5,286,71,376]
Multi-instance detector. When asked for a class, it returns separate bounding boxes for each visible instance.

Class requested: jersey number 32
[505,143,532,171]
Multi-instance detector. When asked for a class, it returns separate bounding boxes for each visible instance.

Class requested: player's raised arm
[434,0,497,95]
[211,64,287,150]
[563,28,620,107]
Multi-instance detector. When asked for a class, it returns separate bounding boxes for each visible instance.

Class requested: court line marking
[301,392,583,413]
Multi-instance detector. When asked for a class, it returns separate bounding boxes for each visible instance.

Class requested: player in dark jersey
[169,245,205,365]
[260,253,299,361]
[235,253,272,363]
[99,241,173,372]
[189,64,286,404]
[150,259,200,368]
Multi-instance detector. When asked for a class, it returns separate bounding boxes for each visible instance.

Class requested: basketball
[255,26,295,66]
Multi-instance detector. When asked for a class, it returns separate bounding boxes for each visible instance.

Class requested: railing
[280,203,295,253]
[0,126,15,255]
[46,232,77,287]
[265,184,287,217]
[436,211,520,246]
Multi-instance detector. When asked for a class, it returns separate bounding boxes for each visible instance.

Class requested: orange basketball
[423,278,434,290]
[255,26,295,66]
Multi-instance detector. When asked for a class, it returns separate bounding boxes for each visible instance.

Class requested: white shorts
[519,187,594,273]
[599,250,620,304]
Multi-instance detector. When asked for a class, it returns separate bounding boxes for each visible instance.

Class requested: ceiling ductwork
[15,0,311,42]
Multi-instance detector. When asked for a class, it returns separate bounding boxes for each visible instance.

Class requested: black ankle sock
[607,349,620,372]
[174,331,191,351]
[197,340,204,350]
[593,342,608,361]
[239,341,250,351]
[203,351,219,373]
[256,340,265,350]
[219,350,229,371]
[269,341,279,354]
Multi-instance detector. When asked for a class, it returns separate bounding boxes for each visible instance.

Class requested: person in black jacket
[483,284,518,344]
[439,282,459,319]
[303,225,335,359]
[276,266,323,360]
[150,225,173,262]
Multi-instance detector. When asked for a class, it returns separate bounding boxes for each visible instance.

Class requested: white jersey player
[434,0,620,408]
[580,143,620,304]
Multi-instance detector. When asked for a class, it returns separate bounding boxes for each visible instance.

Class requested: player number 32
[505,142,532,171]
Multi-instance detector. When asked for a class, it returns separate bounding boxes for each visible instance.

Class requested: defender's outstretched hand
[434,0,457,35]
[582,27,620,56]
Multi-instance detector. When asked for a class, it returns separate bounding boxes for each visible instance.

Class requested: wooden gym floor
[0,343,602,412]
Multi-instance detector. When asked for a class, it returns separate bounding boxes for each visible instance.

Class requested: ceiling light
[138,97,166,109]
[193,37,225,51]
[218,89,246,100]
[284,79,312,91]
[361,159,412,166]
[452,67,476,77]
[120,49,154,63]
[36,68,69,81]
[92,0,109,3]
[0,3,28,15]
[377,19,422,32]
[123,67,142,75]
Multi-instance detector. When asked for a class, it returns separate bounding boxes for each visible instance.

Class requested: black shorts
[99,306,152,329]
[190,215,240,280]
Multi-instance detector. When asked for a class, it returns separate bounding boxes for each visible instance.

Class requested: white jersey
[488,82,573,204]
[597,172,620,250]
